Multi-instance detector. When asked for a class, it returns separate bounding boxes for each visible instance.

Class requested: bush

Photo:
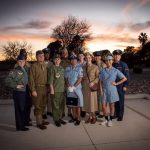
[133,65,143,74]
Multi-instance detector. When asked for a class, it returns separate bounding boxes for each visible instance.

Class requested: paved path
[0,98,150,150]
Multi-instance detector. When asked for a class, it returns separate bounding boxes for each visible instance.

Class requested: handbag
[66,97,78,106]
[89,82,98,92]
[86,67,98,92]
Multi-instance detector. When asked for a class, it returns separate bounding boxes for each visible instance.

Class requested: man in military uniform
[29,50,49,130]
[93,51,106,118]
[14,49,32,126]
[112,49,130,121]
[5,55,29,131]
[48,54,66,127]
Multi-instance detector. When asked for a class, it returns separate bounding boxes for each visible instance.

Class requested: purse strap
[86,66,91,83]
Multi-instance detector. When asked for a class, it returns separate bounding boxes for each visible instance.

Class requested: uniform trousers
[32,86,47,125]
[13,91,26,130]
[51,92,64,122]
[115,88,125,119]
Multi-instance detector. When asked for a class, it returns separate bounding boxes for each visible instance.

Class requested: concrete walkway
[0,97,150,150]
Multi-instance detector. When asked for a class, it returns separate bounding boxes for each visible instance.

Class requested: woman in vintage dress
[82,52,99,124]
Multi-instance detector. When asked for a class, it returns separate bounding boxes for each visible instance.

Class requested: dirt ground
[0,69,150,99]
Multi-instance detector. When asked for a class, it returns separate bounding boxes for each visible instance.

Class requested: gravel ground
[0,69,150,99]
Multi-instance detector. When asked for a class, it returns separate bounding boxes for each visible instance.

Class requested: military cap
[36,50,44,56]
[93,51,102,56]
[17,54,26,60]
[112,49,123,55]
[53,54,61,59]
[105,55,113,60]
[69,54,78,60]
[42,48,49,54]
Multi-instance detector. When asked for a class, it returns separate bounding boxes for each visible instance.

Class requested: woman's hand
[89,82,94,87]
[111,81,117,86]
[32,91,37,97]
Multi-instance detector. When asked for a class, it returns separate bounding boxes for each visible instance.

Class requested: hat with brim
[112,50,123,55]
[17,54,25,60]
[93,51,102,56]
[105,55,113,60]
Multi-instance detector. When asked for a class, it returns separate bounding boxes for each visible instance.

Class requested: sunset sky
[0,0,150,60]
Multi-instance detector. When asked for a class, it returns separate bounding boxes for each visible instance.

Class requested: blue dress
[100,67,125,103]
[65,65,83,107]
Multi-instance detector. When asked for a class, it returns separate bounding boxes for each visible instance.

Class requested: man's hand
[16,85,24,89]
[50,88,54,95]
[123,87,127,91]
[32,91,37,97]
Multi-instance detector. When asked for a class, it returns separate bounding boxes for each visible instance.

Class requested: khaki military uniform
[44,61,53,114]
[29,62,48,125]
[48,65,65,121]
[82,64,99,113]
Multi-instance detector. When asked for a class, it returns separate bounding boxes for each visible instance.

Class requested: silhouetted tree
[51,16,91,49]
[2,41,33,61]
[67,35,85,54]
[138,41,150,66]
[138,32,148,47]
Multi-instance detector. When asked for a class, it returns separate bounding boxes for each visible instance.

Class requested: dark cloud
[2,20,51,31]
[130,21,150,31]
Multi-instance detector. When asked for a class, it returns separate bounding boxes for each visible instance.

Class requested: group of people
[5,48,129,131]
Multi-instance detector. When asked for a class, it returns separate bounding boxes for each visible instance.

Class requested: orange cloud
[90,33,137,43]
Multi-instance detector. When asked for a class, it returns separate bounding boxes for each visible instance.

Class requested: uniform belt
[36,84,47,87]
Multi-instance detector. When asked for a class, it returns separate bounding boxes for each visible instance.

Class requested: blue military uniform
[113,50,130,121]
[65,62,83,107]
[5,55,29,131]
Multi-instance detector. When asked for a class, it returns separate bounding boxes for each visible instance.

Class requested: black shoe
[74,120,80,126]
[80,111,86,118]
[37,124,47,130]
[42,114,47,119]
[59,119,67,125]
[55,121,61,127]
[19,127,29,131]
[47,112,53,116]
[117,117,123,121]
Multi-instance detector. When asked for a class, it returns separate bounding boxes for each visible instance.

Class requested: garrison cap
[105,55,113,60]
[53,54,61,59]
[112,49,123,55]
